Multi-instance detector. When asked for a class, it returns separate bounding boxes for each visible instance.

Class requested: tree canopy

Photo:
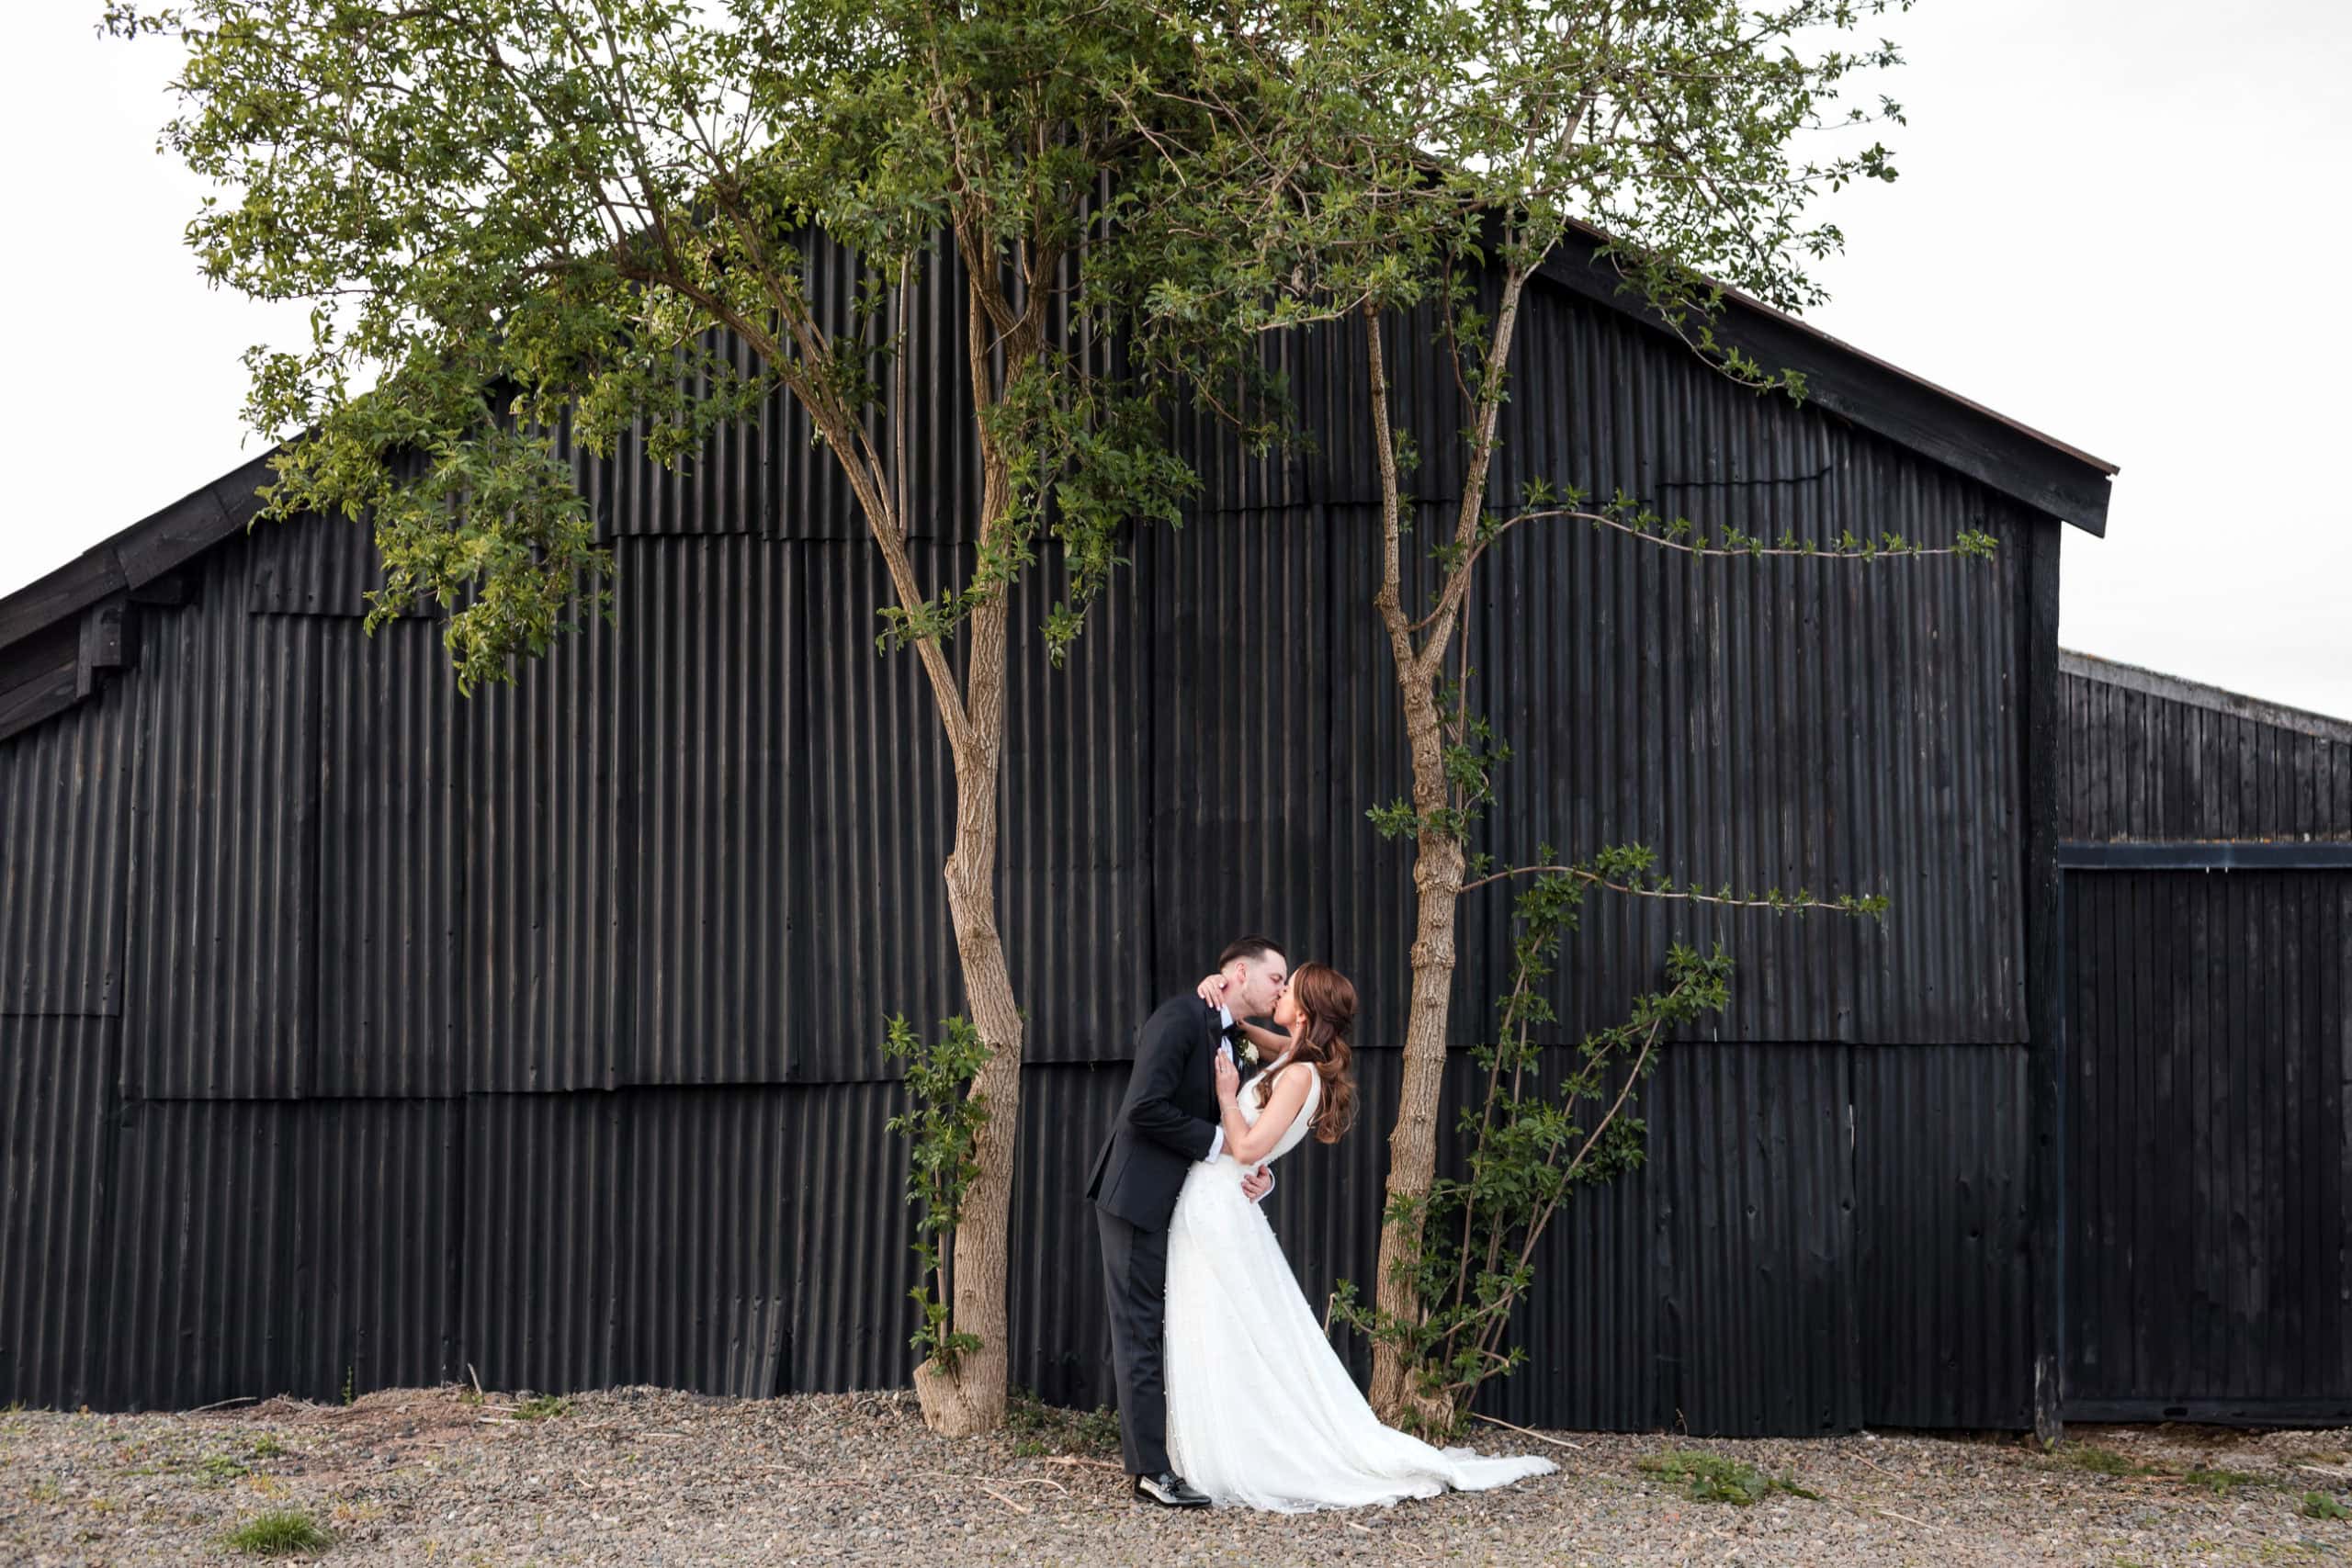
[107,0,1238,690]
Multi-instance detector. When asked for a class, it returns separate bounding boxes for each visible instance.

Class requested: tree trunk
[911,290,1025,1435]
[1366,682,1469,1427]
[1360,266,1528,1428]
[913,733,1022,1435]
[912,569,1018,1435]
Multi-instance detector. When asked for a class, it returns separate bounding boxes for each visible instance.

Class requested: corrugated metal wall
[0,257,2054,1430]
[2059,655,2352,1423]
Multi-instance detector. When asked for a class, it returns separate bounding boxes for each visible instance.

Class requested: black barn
[0,233,2116,1434]
[2059,650,2352,1426]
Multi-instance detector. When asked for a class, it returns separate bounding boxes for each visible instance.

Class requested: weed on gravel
[511,1393,571,1421]
[1635,1447,1821,1505]
[2180,1464,2267,1495]
[200,1452,254,1483]
[1004,1387,1121,1461]
[2061,1442,2159,1477]
[2304,1491,2352,1520]
[220,1507,333,1558]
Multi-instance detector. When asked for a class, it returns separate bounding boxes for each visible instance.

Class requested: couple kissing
[1086,935,1555,1512]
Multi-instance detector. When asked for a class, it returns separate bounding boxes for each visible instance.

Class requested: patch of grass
[202,1452,254,1483]
[222,1508,333,1558]
[2302,1491,2352,1521]
[2182,1465,2267,1495]
[1004,1388,1122,1461]
[1636,1449,1821,1506]
[513,1394,571,1421]
[2061,1443,2157,1478]
[249,1435,288,1461]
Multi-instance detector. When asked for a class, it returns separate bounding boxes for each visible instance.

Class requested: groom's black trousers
[1096,1206,1173,1477]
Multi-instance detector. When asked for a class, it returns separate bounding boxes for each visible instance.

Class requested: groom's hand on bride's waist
[1240,1165,1273,1203]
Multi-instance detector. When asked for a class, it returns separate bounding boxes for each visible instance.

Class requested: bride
[1165,962,1555,1512]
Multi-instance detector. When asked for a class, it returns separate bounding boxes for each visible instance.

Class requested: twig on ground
[905,1470,1072,1494]
[1044,1455,1124,1472]
[1471,1413,1584,1450]
[1863,1504,1941,1533]
[187,1396,260,1414]
[1826,1490,1944,1535]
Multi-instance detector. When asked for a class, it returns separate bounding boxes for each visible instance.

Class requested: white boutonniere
[1239,1039,1260,1066]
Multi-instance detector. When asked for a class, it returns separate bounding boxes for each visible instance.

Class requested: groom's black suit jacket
[1088,993,1236,1232]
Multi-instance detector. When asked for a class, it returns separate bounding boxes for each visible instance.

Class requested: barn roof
[1537,224,2116,532]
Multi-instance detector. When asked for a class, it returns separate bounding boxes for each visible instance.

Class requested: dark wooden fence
[2060,652,2352,1424]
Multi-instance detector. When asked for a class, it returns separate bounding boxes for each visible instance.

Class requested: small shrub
[883,1014,991,1373]
[1004,1389,1121,1461]
[222,1508,333,1557]
[513,1394,571,1421]
[2304,1492,2352,1521]
[1637,1449,1820,1506]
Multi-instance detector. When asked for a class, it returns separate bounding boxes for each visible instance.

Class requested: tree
[105,0,1216,1435]
[1136,0,1987,1426]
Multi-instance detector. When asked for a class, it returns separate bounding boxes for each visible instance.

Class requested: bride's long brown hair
[1253,962,1359,1144]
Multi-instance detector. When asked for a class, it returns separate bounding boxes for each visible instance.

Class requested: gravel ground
[5,1384,2349,1566]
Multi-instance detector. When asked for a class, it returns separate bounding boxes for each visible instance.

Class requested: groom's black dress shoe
[1132,1472,1212,1508]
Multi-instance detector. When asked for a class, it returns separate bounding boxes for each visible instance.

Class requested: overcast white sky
[6,2,2348,717]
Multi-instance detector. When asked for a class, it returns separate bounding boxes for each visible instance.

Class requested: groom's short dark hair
[1218,935,1285,968]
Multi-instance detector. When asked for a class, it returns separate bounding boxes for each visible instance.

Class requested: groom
[1088,935,1290,1507]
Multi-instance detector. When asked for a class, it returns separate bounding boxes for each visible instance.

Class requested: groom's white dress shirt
[1205,1003,1233,1163]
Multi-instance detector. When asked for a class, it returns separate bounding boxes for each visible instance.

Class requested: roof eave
[1536,227,2115,536]
[0,449,278,658]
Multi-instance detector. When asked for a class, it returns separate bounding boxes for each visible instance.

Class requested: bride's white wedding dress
[1162,1058,1557,1511]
